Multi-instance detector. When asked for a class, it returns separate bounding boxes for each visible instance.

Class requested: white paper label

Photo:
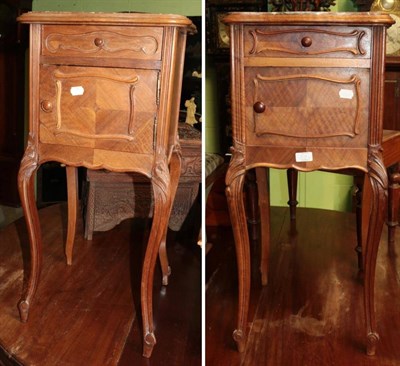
[70,86,85,96]
[295,151,313,162]
[339,89,354,100]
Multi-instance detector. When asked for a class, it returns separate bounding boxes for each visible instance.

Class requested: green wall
[33,0,201,16]
[332,0,357,12]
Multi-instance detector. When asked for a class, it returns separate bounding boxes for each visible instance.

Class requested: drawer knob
[253,101,266,114]
[301,36,312,48]
[94,38,104,47]
[40,100,53,112]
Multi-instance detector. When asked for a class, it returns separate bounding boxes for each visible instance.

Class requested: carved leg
[364,148,387,356]
[287,168,298,221]
[226,167,249,353]
[354,175,364,271]
[387,164,400,248]
[65,166,78,265]
[158,240,171,287]
[158,148,181,286]
[141,155,174,358]
[17,135,41,323]
[84,178,95,241]
[256,167,270,286]
[245,169,259,242]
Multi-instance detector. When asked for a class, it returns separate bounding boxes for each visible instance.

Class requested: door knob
[253,101,266,113]
[40,100,53,112]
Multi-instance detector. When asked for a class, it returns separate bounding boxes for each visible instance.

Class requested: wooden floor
[206,207,400,366]
[0,203,201,366]
[4,203,400,365]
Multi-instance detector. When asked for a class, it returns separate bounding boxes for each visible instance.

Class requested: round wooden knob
[301,36,312,48]
[253,101,266,113]
[40,100,53,112]
[94,38,104,47]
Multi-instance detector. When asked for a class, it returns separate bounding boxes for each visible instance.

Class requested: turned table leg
[245,169,260,242]
[287,168,299,221]
[256,167,270,286]
[65,166,78,266]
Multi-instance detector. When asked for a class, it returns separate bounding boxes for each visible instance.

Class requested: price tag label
[339,89,354,100]
[295,151,313,162]
[70,86,85,96]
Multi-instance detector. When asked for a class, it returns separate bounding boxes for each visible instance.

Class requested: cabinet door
[39,65,158,156]
[245,67,370,149]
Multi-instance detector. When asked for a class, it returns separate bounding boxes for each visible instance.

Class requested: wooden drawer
[41,25,163,61]
[245,67,370,149]
[38,65,158,155]
[244,26,371,59]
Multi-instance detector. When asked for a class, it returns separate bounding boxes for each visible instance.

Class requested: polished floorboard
[0,203,201,366]
[206,206,400,366]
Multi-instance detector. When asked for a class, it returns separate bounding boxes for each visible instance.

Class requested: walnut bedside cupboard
[223,12,393,356]
[17,11,194,358]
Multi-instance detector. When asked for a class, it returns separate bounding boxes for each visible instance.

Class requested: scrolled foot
[18,300,30,323]
[367,332,379,356]
[143,332,157,358]
[233,329,246,353]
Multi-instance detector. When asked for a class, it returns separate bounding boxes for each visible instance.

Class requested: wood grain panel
[42,25,163,60]
[39,65,157,155]
[245,67,370,149]
[244,26,371,59]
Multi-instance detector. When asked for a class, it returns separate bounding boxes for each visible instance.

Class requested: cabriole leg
[141,154,176,358]
[158,148,181,286]
[226,167,250,353]
[387,164,400,248]
[364,147,387,356]
[17,135,41,323]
